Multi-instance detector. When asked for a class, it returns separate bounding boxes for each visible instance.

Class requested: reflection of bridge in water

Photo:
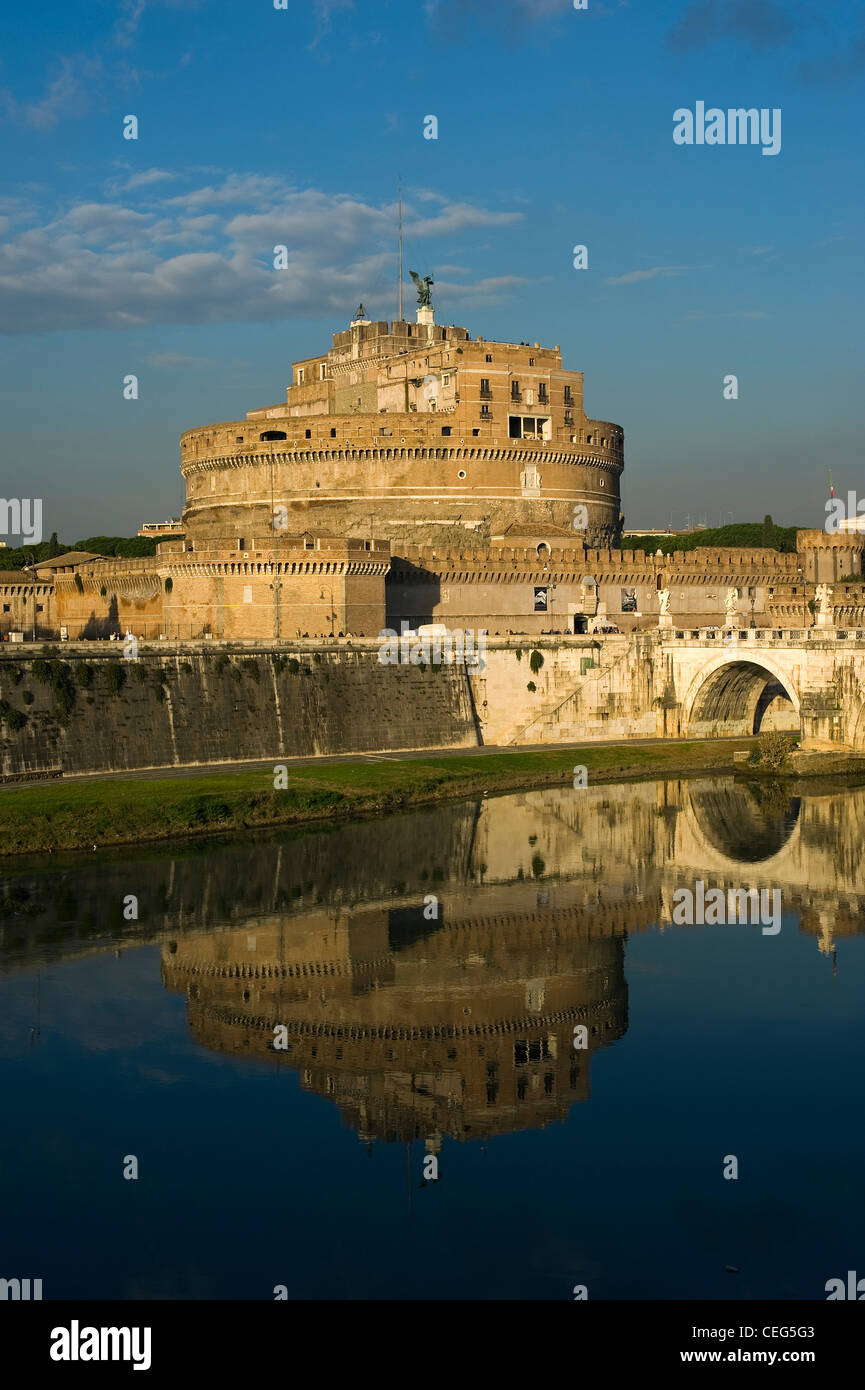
[2,774,864,1142]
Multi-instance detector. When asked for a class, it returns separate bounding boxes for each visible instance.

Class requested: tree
[48,532,61,557]
[761,514,774,547]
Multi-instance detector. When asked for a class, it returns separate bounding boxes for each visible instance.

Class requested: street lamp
[319,588,335,637]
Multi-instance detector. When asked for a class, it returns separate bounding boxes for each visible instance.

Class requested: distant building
[138,519,183,538]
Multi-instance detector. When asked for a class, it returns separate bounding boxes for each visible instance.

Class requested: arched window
[260,430,287,441]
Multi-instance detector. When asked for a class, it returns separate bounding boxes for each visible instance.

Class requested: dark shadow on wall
[80,594,122,640]
[386,559,442,629]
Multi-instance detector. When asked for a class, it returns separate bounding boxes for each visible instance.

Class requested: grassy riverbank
[0,739,775,855]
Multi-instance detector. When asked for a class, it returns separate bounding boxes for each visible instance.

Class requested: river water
[1,775,863,1300]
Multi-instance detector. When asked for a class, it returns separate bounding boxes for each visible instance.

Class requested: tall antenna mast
[398,177,403,321]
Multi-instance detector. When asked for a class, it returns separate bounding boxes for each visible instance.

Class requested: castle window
[441,426,452,436]
[237,539,246,551]
[538,383,548,402]
[260,430,286,441]
[296,368,305,385]
[564,411,573,424]
[319,363,327,379]
[480,378,491,396]
[564,385,573,404]
[511,381,520,400]
[485,353,492,363]
[235,435,243,443]
[529,357,534,366]
[330,428,336,437]
[442,374,450,386]
[480,405,491,419]
[472,428,480,436]
[305,429,311,438]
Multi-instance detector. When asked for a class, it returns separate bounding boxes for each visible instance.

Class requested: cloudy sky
[0,0,862,539]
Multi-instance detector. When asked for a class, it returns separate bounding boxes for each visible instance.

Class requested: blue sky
[0,0,862,540]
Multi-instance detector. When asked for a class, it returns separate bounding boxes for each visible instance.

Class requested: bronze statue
[409,270,434,307]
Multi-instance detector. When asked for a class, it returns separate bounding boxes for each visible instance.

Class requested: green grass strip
[0,740,764,856]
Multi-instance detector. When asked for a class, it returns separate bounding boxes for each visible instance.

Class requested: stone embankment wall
[0,644,478,778]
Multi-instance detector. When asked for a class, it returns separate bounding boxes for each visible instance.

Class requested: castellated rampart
[3,528,863,642]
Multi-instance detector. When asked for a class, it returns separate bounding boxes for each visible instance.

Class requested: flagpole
[398,177,403,322]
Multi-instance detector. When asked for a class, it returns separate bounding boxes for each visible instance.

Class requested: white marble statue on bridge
[724,587,738,628]
[815,584,834,627]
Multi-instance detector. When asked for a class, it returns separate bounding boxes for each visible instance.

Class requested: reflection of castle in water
[160,892,639,1144]
[3,774,865,1142]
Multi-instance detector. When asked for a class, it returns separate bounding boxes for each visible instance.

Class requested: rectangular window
[296,368,305,385]
[319,363,327,379]
[511,381,520,399]
[480,378,490,393]
[564,385,573,404]
[538,383,548,401]
[485,353,492,363]
[508,415,522,438]
[480,405,491,419]
[237,538,246,551]
[442,373,450,386]
[441,426,451,436]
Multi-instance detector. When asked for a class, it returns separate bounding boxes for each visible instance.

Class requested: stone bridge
[658,626,865,748]
[473,626,865,749]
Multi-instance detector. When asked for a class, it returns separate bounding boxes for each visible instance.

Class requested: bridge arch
[683,784,802,871]
[680,651,800,738]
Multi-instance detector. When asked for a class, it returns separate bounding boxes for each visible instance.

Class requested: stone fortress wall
[3,528,864,644]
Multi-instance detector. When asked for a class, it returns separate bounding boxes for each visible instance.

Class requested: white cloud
[146,351,213,368]
[1,54,104,131]
[120,168,178,192]
[604,265,706,286]
[0,175,526,333]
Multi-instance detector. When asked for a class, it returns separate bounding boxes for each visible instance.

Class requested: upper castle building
[180,300,624,550]
[4,298,862,643]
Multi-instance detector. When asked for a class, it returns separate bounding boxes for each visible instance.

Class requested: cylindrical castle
[179,307,624,551]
